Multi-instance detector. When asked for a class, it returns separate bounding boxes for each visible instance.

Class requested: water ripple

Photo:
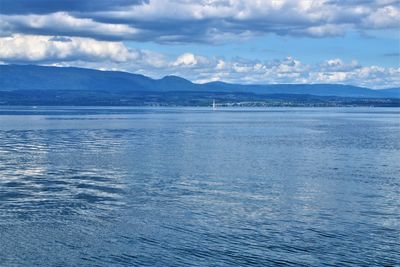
[0,107,399,266]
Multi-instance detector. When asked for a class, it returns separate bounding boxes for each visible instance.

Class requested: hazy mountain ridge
[0,64,399,100]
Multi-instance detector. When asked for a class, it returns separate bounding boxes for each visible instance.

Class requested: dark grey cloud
[327,0,400,6]
[0,0,146,14]
[0,0,399,43]
[48,36,72,42]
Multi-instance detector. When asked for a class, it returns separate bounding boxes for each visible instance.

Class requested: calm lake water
[0,106,399,266]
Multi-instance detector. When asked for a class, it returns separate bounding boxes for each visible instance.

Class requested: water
[0,106,399,266]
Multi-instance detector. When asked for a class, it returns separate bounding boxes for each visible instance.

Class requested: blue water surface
[0,107,399,266]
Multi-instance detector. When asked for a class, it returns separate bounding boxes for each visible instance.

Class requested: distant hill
[0,65,399,105]
[203,81,400,98]
[0,64,160,92]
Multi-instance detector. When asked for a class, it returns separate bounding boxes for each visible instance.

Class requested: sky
[0,0,399,88]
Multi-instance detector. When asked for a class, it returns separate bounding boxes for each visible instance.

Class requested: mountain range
[0,64,399,106]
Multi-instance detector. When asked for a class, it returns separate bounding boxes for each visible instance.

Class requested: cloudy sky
[0,0,399,88]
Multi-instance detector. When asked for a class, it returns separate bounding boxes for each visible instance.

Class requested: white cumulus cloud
[0,34,133,62]
[0,0,399,42]
[0,34,398,89]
